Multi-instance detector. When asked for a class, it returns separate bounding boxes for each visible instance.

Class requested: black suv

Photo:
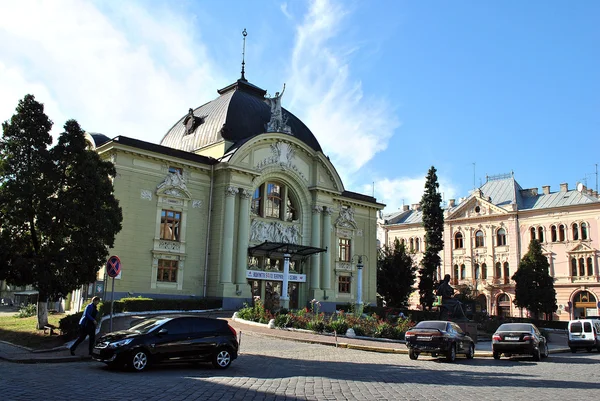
[92,315,239,371]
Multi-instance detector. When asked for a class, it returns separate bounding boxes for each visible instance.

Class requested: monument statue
[265,84,291,134]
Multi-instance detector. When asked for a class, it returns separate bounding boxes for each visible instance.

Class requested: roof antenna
[241,28,248,81]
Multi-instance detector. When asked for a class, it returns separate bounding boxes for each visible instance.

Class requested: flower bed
[237,298,415,340]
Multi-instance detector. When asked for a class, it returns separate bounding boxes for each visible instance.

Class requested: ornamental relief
[158,240,181,252]
[250,219,301,244]
[335,206,357,228]
[254,141,308,182]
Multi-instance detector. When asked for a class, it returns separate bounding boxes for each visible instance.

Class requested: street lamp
[352,255,368,305]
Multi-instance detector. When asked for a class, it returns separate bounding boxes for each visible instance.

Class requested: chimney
[402,205,409,212]
[542,185,550,195]
[560,183,568,192]
[448,199,456,207]
[588,189,594,196]
[411,203,420,211]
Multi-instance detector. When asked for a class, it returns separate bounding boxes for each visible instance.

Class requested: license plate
[505,336,520,341]
[417,336,432,341]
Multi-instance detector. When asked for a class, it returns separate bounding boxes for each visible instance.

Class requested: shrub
[274,313,293,328]
[15,303,37,318]
[59,312,83,339]
[328,319,349,335]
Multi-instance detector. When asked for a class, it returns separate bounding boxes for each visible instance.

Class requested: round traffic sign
[106,255,121,278]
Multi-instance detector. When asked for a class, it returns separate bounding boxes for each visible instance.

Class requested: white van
[567,319,600,353]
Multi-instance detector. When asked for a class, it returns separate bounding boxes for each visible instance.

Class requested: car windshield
[129,318,171,334]
[415,321,447,331]
[497,323,532,332]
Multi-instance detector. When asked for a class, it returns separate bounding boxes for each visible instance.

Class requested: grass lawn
[0,313,67,349]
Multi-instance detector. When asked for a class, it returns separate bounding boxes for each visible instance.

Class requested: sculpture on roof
[265,84,291,134]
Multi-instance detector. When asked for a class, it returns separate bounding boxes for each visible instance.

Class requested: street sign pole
[110,276,115,332]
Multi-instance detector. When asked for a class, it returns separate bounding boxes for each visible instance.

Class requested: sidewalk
[0,312,571,363]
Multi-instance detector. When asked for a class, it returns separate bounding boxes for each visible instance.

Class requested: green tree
[377,239,418,307]
[418,166,444,309]
[512,239,557,320]
[0,94,122,328]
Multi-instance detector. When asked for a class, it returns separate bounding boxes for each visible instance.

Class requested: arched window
[586,257,593,276]
[415,238,420,251]
[573,223,579,240]
[400,238,405,246]
[571,258,577,276]
[579,258,585,276]
[475,230,485,247]
[409,238,414,252]
[453,264,459,281]
[558,225,565,241]
[503,262,510,283]
[495,262,501,278]
[581,222,588,240]
[496,228,506,246]
[481,263,487,279]
[454,232,463,249]
[530,227,536,241]
[460,264,466,280]
[474,264,480,280]
[551,225,557,242]
[253,181,299,222]
[538,227,544,243]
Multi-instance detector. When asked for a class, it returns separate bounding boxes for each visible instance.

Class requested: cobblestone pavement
[1,331,599,401]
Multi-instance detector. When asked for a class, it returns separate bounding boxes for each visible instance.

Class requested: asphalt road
[1,331,599,401]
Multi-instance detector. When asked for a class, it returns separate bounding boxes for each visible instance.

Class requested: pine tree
[512,239,557,320]
[377,239,418,307]
[419,166,444,309]
[0,95,123,328]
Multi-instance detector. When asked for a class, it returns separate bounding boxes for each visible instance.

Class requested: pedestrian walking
[70,296,100,356]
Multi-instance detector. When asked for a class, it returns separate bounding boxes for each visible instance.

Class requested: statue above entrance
[265,84,291,134]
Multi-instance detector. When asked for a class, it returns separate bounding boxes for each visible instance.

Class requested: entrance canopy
[248,241,327,260]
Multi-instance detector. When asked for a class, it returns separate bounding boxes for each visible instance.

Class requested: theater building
[87,75,383,311]
[381,174,600,321]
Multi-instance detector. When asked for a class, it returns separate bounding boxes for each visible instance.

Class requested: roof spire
[240,28,248,81]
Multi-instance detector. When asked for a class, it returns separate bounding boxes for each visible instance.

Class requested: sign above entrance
[247,269,306,283]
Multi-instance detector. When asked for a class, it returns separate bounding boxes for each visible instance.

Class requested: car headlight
[107,338,133,348]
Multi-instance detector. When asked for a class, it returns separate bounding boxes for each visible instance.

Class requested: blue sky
[1,0,599,213]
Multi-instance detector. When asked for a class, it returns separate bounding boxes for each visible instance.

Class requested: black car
[92,315,239,371]
[492,323,548,361]
[405,320,475,362]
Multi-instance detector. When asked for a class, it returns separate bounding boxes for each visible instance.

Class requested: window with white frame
[160,210,181,241]
[338,276,351,293]
[157,259,178,282]
[339,238,351,262]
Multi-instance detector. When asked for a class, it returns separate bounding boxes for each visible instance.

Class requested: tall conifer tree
[377,239,418,307]
[419,166,444,309]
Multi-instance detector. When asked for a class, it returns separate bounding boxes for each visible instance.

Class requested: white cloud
[374,174,460,214]
[285,0,400,183]
[0,0,223,142]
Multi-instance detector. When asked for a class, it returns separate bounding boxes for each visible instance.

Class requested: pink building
[381,174,600,321]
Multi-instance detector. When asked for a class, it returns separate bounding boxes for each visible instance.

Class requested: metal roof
[479,176,523,207]
[248,241,327,260]
[160,79,322,154]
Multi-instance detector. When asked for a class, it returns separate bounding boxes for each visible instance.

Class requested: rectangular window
[161,209,181,241]
[338,276,351,293]
[157,259,178,282]
[338,238,351,262]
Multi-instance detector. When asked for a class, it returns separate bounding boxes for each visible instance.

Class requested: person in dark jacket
[70,296,100,356]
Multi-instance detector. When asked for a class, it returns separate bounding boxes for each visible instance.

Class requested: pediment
[446,194,508,221]
[567,243,597,254]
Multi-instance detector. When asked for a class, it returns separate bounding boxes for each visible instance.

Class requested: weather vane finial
[241,28,248,81]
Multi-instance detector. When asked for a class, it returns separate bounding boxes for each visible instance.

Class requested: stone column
[235,189,252,285]
[220,186,238,284]
[310,205,322,290]
[321,207,332,290]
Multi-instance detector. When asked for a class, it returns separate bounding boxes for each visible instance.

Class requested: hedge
[59,297,222,339]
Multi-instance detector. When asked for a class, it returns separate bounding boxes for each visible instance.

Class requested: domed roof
[159,79,322,154]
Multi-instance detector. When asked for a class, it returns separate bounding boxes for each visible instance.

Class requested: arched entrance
[497,293,511,318]
[475,294,487,314]
[572,290,598,319]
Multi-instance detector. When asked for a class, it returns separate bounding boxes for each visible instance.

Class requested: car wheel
[542,344,549,358]
[446,343,456,362]
[130,349,149,372]
[533,347,541,362]
[465,343,474,359]
[493,351,501,360]
[409,349,419,360]
[586,347,593,353]
[212,348,233,369]
[570,347,577,353]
